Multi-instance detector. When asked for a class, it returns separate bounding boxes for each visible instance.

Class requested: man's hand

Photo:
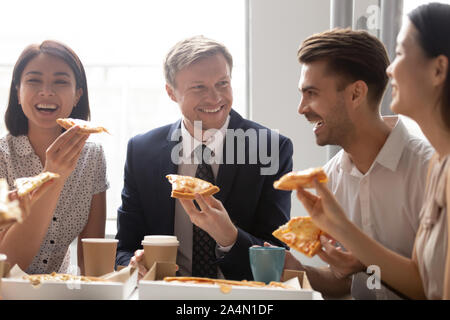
[179,194,238,247]
[318,235,365,279]
[129,249,149,280]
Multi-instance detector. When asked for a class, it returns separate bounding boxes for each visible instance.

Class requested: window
[0,0,246,232]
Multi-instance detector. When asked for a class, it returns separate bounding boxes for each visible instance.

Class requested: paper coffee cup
[141,236,179,270]
[82,238,118,277]
[0,253,6,278]
[0,253,7,291]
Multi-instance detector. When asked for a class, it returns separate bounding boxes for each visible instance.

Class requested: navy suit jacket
[115,109,293,280]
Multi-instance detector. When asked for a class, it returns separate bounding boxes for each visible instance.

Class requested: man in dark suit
[115,36,293,281]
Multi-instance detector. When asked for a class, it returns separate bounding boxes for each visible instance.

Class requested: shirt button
[43,259,47,264]
[50,240,55,244]
[53,217,57,221]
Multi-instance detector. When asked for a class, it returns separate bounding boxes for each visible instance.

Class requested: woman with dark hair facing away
[296,2,450,299]
[0,40,109,275]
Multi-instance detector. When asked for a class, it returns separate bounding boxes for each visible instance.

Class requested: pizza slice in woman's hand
[56,118,110,135]
[166,174,220,200]
[0,179,22,227]
[272,216,323,257]
[14,172,60,197]
[273,167,328,190]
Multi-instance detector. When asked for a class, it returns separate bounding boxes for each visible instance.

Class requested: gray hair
[164,35,233,88]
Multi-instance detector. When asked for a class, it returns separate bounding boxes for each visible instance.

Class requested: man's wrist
[217,226,238,247]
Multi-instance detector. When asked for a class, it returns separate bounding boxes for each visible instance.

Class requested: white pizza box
[138,265,323,300]
[0,264,138,300]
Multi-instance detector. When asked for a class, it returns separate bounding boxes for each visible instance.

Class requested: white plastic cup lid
[81,238,119,243]
[141,235,179,246]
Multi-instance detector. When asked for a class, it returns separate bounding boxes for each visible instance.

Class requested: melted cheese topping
[15,172,60,197]
[167,175,211,193]
[0,179,22,224]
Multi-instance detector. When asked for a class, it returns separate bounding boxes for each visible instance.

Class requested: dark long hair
[408,2,450,129]
[5,40,90,136]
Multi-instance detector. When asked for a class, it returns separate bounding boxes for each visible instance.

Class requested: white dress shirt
[323,116,434,299]
[174,116,231,277]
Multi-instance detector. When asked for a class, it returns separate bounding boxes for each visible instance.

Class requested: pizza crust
[166,174,220,200]
[56,118,110,135]
[23,272,108,287]
[273,167,328,190]
[272,216,323,257]
[163,276,293,290]
[15,172,60,197]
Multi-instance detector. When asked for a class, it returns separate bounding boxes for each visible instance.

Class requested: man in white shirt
[115,36,293,280]
[285,29,434,299]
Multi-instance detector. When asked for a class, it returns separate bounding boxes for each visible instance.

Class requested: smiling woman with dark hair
[296,2,450,300]
[0,40,109,276]
[5,40,90,136]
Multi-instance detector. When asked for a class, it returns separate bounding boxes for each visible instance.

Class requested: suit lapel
[215,110,244,204]
[157,120,182,234]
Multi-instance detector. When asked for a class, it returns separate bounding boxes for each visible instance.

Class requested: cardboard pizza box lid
[142,262,177,281]
[282,269,312,290]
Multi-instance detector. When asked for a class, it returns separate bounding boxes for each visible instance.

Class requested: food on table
[163,276,293,293]
[23,272,109,287]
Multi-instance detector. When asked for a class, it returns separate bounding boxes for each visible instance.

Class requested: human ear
[165,84,178,103]
[350,80,368,107]
[432,54,448,86]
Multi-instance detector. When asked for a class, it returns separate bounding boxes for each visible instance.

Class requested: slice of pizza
[23,272,108,287]
[273,167,328,190]
[272,216,323,257]
[14,172,60,197]
[56,118,110,135]
[0,179,22,227]
[166,174,220,200]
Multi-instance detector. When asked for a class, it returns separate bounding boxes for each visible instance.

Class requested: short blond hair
[164,35,233,88]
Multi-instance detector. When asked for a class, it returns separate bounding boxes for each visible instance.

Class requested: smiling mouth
[199,105,224,113]
[35,103,58,113]
[309,119,324,132]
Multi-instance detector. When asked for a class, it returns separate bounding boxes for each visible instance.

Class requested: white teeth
[201,106,222,113]
[36,104,57,110]
[312,120,324,130]
[310,120,322,126]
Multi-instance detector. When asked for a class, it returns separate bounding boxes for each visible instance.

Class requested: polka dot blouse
[0,134,109,274]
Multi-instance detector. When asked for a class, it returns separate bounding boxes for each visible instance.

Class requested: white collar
[180,116,230,162]
[340,116,409,174]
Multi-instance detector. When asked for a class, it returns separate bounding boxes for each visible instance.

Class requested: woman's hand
[296,179,350,239]
[43,126,90,180]
[7,179,55,220]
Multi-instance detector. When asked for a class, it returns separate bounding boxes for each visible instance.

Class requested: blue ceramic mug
[249,246,285,284]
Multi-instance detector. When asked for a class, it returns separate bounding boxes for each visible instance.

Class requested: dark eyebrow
[24,71,71,77]
[24,71,42,76]
[54,72,71,77]
[301,85,319,93]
